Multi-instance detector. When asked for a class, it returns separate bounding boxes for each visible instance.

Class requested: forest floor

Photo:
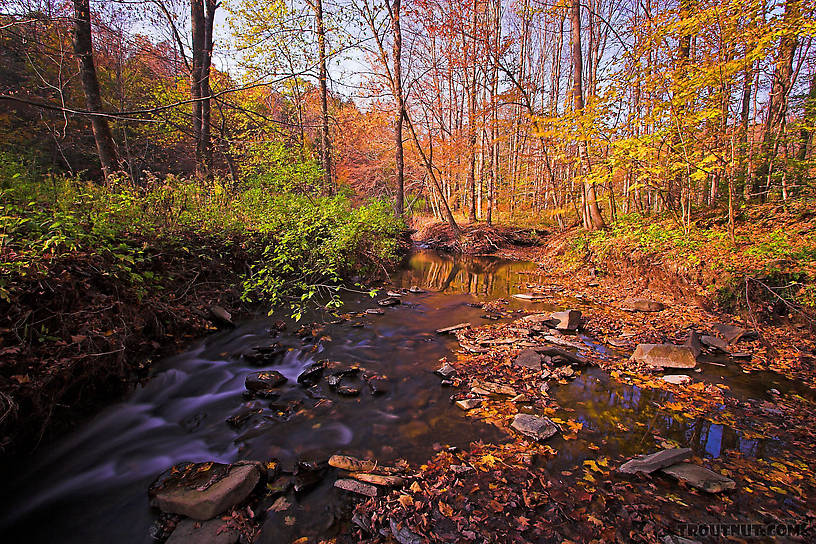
[0,234,255,461]
[342,209,816,543]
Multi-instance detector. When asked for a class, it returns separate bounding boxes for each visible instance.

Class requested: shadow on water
[0,250,802,543]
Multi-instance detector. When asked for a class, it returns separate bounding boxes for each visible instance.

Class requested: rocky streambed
[1,251,814,543]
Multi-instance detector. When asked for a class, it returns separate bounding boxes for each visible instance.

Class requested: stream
[0,251,807,543]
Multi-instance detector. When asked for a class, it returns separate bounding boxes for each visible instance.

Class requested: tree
[191,0,218,179]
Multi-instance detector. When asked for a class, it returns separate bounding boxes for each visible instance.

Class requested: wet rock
[378,297,401,306]
[662,374,692,385]
[386,290,404,297]
[551,366,575,380]
[149,461,261,520]
[701,335,729,352]
[619,447,692,475]
[326,375,341,388]
[366,308,385,315]
[435,322,471,334]
[337,385,361,397]
[456,398,482,411]
[408,285,424,293]
[713,323,747,344]
[631,344,697,369]
[166,518,239,544]
[435,363,457,379]
[512,293,548,301]
[225,402,263,428]
[244,342,286,366]
[208,305,234,328]
[294,459,327,493]
[550,309,581,331]
[660,462,736,493]
[334,478,378,497]
[245,371,287,393]
[367,376,391,396]
[297,361,325,386]
[684,331,704,359]
[510,414,558,441]
[513,349,542,370]
[622,298,665,312]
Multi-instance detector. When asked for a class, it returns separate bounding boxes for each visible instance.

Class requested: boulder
[150,462,261,520]
[684,331,704,359]
[660,462,736,493]
[435,322,471,334]
[701,335,729,352]
[550,310,581,331]
[618,447,692,475]
[631,344,697,369]
[510,414,558,441]
[662,375,692,386]
[622,298,665,312]
[334,478,378,497]
[166,519,239,544]
[513,349,542,370]
[245,371,287,392]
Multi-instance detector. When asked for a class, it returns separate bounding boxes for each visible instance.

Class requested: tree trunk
[313,0,333,191]
[570,0,604,230]
[191,0,217,179]
[72,0,118,178]
[392,0,405,216]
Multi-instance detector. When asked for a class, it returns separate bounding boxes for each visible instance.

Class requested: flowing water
[0,251,806,543]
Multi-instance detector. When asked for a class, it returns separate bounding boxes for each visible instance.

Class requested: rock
[243,343,286,365]
[631,344,697,368]
[618,448,692,475]
[514,349,542,370]
[511,394,531,403]
[294,459,327,493]
[297,361,325,386]
[208,305,234,328]
[662,374,692,385]
[456,398,482,411]
[543,335,584,350]
[334,478,378,497]
[552,366,575,379]
[386,290,404,297]
[731,351,752,359]
[365,308,385,315]
[471,380,516,396]
[510,414,558,441]
[389,518,424,544]
[550,310,581,331]
[245,371,287,392]
[348,473,404,486]
[435,322,471,334]
[622,298,665,312]
[713,323,747,344]
[266,475,293,496]
[701,335,729,352]
[378,297,401,306]
[512,293,548,301]
[520,313,556,326]
[337,385,361,397]
[660,462,736,493]
[535,346,586,366]
[684,331,704,359]
[408,285,424,293]
[450,464,475,474]
[150,462,261,520]
[769,388,781,396]
[434,363,457,379]
[166,519,239,544]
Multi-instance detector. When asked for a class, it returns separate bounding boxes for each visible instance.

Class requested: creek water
[0,251,805,543]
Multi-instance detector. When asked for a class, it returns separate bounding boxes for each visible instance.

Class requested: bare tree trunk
[570,0,604,230]
[190,0,217,179]
[392,0,405,216]
[72,0,118,178]
[313,0,333,191]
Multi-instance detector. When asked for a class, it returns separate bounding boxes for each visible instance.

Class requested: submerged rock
[149,461,261,520]
[660,462,736,493]
[510,414,558,441]
[631,344,697,368]
[550,309,581,331]
[622,298,665,312]
[619,448,692,475]
[166,518,239,544]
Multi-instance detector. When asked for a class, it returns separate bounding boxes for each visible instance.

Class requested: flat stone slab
[701,335,729,352]
[456,398,482,411]
[551,310,581,331]
[166,519,239,544]
[631,344,697,368]
[713,324,746,344]
[150,462,261,520]
[434,363,457,379]
[622,298,665,312]
[334,478,378,497]
[436,322,471,334]
[511,414,558,441]
[660,462,736,493]
[513,348,542,370]
[619,448,692,475]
